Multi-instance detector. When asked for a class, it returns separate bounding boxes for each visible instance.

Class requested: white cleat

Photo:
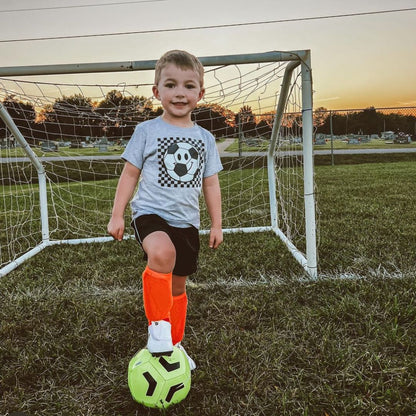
[175,342,196,371]
[147,320,173,356]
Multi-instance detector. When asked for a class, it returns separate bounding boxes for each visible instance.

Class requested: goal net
[0,51,317,278]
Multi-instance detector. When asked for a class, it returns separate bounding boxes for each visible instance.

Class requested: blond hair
[154,50,204,87]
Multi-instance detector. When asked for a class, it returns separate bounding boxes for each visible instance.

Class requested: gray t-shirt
[122,117,223,229]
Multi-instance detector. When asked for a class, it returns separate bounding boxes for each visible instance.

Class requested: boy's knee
[148,244,176,272]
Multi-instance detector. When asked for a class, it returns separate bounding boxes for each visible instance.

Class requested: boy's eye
[165,83,175,88]
[186,84,196,89]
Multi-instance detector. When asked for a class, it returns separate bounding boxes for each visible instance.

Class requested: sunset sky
[0,0,415,110]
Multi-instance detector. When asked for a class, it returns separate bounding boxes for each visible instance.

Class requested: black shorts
[131,214,200,276]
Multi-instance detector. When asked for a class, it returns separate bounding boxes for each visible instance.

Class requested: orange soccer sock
[142,266,173,323]
[170,292,188,345]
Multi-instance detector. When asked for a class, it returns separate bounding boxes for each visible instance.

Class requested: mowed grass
[1,160,416,415]
[225,138,416,153]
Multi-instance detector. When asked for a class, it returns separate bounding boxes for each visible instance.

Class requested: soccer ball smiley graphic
[163,142,200,182]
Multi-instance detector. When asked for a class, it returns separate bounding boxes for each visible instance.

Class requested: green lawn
[225,137,416,153]
[0,145,124,158]
[1,159,416,415]
[2,138,415,159]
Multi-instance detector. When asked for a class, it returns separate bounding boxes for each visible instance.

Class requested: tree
[255,119,272,138]
[354,107,383,135]
[193,104,234,138]
[1,95,37,144]
[235,105,256,137]
[95,90,153,140]
[313,107,329,132]
[39,94,96,143]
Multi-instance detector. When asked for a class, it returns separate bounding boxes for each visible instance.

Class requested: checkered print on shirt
[157,137,205,188]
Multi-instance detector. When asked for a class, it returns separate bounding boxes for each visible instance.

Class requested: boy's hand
[209,226,223,250]
[107,216,125,241]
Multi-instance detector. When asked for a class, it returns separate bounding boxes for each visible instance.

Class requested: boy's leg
[142,265,173,322]
[142,267,174,354]
[170,275,196,370]
[143,230,176,275]
[171,275,188,345]
[131,215,199,358]
[142,231,176,354]
[168,226,199,369]
[142,231,176,322]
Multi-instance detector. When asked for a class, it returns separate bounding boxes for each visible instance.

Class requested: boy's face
[153,63,205,127]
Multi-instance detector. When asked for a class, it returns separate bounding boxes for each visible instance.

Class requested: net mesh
[0,59,308,272]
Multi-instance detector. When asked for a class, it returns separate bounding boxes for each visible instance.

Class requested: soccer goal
[0,50,317,278]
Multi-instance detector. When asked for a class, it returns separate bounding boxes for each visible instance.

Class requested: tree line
[1,92,415,147]
[0,91,272,145]
[314,106,416,137]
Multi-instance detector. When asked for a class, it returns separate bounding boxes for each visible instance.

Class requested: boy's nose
[176,84,188,94]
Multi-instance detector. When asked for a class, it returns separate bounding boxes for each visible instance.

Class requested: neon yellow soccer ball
[128,347,191,409]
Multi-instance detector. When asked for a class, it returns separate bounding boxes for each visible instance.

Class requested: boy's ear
[152,85,160,100]
[198,88,205,101]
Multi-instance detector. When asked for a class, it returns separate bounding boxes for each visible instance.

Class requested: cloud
[397,100,416,106]
[314,96,340,103]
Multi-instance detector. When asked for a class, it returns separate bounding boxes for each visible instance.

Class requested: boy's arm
[202,173,223,249]
[107,161,141,241]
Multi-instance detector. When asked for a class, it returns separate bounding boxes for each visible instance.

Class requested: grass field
[1,137,415,159]
[1,159,416,415]
[225,138,416,153]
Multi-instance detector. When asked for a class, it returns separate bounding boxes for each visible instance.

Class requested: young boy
[107,50,223,370]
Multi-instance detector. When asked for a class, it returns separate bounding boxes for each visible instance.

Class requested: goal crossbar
[0,50,307,77]
[0,50,317,279]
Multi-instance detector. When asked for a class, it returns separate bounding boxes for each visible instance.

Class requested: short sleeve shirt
[122,117,223,229]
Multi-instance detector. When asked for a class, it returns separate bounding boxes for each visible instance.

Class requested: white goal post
[0,50,317,278]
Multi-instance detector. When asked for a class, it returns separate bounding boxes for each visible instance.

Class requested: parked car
[394,132,410,144]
